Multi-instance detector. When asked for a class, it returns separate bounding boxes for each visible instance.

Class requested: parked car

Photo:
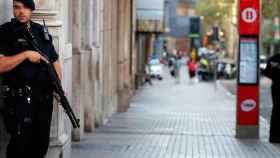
[149,58,163,80]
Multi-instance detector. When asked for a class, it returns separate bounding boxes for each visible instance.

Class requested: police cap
[14,0,35,11]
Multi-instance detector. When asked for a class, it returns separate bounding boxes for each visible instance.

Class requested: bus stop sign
[237,0,260,139]
[239,0,260,35]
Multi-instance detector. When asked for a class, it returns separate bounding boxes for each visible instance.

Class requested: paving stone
[71,67,280,158]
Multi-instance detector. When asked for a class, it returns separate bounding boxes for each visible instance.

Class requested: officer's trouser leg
[30,95,53,158]
[6,119,33,158]
[269,84,280,142]
[6,96,34,158]
[6,94,53,158]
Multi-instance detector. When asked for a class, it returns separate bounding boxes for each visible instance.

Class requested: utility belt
[2,85,32,98]
[2,84,53,98]
[1,85,33,135]
[2,84,53,134]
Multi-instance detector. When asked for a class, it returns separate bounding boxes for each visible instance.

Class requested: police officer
[264,53,280,143]
[0,0,62,157]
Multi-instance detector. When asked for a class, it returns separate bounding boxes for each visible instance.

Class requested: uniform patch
[17,38,29,47]
[17,38,27,42]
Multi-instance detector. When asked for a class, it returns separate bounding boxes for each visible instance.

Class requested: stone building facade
[0,0,137,158]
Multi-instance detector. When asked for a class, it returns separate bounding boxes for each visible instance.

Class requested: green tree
[262,0,280,19]
[262,0,280,55]
[195,0,234,32]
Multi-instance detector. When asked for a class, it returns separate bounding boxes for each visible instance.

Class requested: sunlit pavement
[71,67,280,158]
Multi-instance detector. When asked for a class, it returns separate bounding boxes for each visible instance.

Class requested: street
[71,68,280,158]
[1,1,280,158]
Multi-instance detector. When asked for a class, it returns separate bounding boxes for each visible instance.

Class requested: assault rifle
[14,19,80,128]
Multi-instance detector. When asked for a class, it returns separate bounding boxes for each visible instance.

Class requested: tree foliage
[261,0,280,54]
[195,0,234,31]
[196,0,280,28]
[262,0,280,19]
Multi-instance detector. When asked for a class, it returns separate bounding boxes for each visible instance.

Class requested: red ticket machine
[236,0,260,138]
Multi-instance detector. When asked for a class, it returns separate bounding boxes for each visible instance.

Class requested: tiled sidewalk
[71,68,280,158]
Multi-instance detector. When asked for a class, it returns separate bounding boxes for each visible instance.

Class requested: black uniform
[264,54,280,143]
[0,19,58,158]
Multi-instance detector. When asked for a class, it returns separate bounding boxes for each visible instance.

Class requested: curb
[216,80,235,99]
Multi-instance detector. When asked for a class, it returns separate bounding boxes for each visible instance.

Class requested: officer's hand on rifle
[24,50,49,64]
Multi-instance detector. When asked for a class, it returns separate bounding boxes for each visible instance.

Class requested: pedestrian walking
[0,0,62,157]
[174,55,182,83]
[264,53,280,143]
[144,64,153,86]
[187,59,197,83]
